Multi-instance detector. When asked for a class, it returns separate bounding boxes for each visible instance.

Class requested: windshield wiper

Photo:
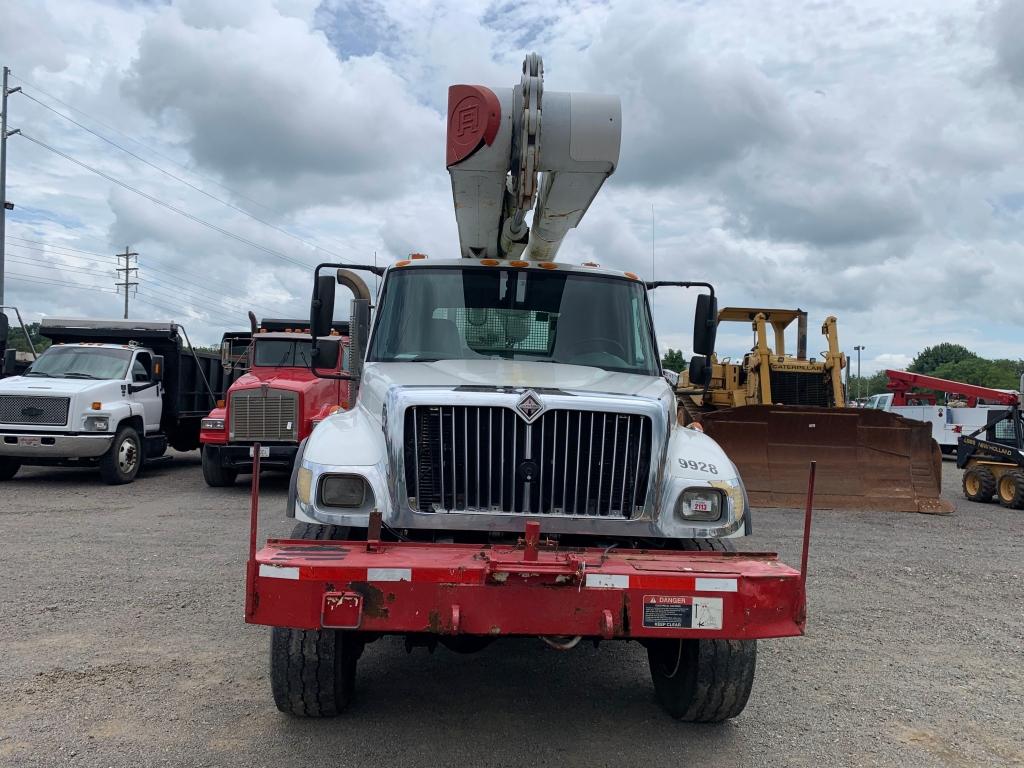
[62,372,101,379]
[24,371,54,377]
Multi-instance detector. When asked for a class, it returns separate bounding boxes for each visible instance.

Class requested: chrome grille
[229,388,298,441]
[0,395,70,426]
[404,406,652,517]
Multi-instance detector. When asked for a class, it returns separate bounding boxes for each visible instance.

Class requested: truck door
[130,351,162,433]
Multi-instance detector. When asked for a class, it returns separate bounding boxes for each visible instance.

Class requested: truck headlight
[296,467,313,505]
[83,416,110,432]
[676,489,724,521]
[320,474,370,508]
[202,418,225,430]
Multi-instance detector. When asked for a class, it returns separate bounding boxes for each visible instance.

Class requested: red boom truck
[199,317,352,486]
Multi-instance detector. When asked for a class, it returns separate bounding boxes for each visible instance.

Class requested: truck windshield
[368,267,660,375]
[25,346,132,380]
[254,339,313,368]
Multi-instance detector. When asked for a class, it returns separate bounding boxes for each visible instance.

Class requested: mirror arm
[645,281,715,298]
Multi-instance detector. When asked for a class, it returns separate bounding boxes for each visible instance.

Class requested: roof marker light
[509,260,528,267]
[480,259,500,266]
[539,262,558,270]
[410,253,428,260]
[395,259,411,267]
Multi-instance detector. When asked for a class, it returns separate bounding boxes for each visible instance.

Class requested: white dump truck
[0,318,231,483]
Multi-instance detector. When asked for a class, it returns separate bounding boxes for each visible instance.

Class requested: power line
[5,241,281,317]
[7,236,113,260]
[14,82,362,266]
[9,72,278,215]
[6,271,114,293]
[7,248,246,323]
[17,131,316,270]
[17,90,360,265]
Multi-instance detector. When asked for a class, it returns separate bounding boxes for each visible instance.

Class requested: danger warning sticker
[642,595,723,630]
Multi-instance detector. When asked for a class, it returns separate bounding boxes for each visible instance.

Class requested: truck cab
[199,318,351,487]
[291,258,748,543]
[0,318,223,484]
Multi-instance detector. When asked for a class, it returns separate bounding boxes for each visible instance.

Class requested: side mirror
[688,355,711,387]
[310,274,336,340]
[693,293,718,356]
[152,355,164,382]
[314,337,341,369]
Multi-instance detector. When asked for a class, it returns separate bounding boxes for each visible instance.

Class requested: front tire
[996,469,1024,509]
[99,425,141,485]
[270,628,363,717]
[647,535,754,722]
[647,638,757,722]
[0,458,21,481]
[202,446,237,487]
[290,521,351,540]
[962,466,996,503]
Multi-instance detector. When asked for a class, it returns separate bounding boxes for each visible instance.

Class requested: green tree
[846,371,889,401]
[662,348,686,373]
[908,343,976,374]
[6,321,51,354]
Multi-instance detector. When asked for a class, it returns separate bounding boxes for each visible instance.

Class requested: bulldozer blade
[698,405,953,514]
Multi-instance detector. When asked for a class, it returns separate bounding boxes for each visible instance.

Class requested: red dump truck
[199,318,351,486]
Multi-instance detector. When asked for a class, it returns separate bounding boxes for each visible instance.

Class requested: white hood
[358,360,671,422]
[0,376,119,396]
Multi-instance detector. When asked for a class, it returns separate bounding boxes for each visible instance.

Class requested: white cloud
[1,0,1023,375]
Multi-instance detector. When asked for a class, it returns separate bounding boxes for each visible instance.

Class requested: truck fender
[105,403,140,433]
[286,437,309,519]
[302,408,387,468]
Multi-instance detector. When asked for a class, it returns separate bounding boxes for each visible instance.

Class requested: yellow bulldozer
[677,308,950,514]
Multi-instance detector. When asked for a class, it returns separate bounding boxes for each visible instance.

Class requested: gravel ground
[0,454,1021,768]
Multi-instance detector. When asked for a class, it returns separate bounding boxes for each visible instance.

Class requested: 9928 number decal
[678,458,718,474]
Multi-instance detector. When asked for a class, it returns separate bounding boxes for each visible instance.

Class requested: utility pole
[1,66,24,307]
[115,246,138,319]
[854,345,866,401]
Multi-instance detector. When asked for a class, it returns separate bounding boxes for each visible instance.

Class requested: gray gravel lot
[0,454,1021,768]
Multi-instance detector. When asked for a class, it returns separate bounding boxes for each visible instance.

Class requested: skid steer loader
[677,308,950,514]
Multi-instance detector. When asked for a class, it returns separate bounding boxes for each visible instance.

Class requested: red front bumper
[246,534,806,640]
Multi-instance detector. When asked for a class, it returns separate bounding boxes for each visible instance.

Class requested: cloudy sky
[2,0,1024,372]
